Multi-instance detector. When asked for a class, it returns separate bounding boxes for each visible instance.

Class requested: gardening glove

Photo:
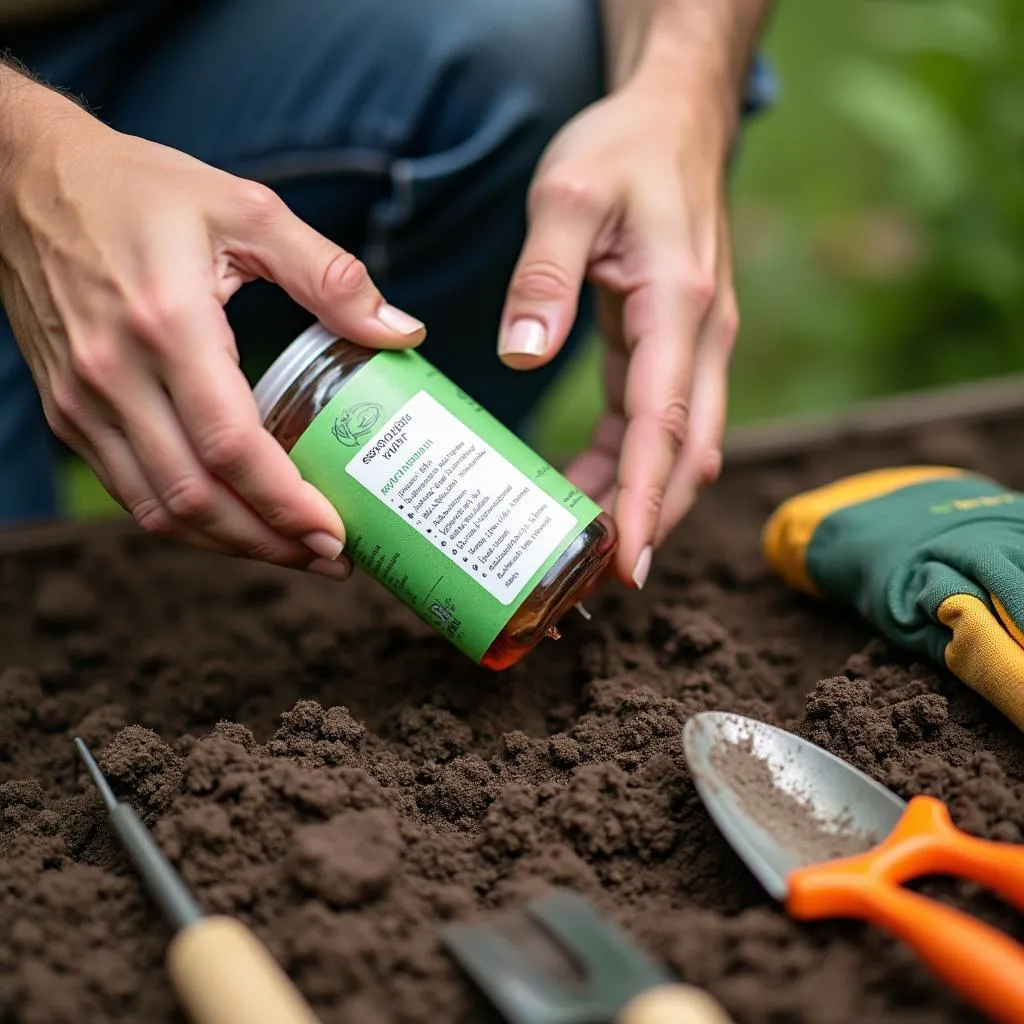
[762,465,1024,730]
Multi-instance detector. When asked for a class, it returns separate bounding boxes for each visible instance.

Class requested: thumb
[499,180,605,370]
[229,185,426,349]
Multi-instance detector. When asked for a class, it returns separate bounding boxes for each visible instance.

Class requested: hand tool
[442,885,733,1024]
[683,711,1024,1024]
[74,737,320,1024]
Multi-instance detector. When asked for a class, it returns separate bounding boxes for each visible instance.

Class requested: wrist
[0,63,93,246]
[622,32,737,162]
[602,0,770,140]
[0,62,88,177]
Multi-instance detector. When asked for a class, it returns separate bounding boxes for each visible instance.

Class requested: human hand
[497,77,739,590]
[0,78,425,579]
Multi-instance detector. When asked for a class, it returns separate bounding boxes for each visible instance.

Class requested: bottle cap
[252,321,338,424]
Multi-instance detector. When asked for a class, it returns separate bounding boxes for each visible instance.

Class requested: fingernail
[303,530,344,561]
[702,449,723,486]
[632,545,652,590]
[377,302,425,335]
[499,318,547,358]
[308,556,352,582]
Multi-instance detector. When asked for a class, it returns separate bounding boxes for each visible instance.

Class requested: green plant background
[63,0,1024,518]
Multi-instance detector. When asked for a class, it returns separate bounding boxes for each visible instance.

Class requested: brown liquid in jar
[261,339,618,669]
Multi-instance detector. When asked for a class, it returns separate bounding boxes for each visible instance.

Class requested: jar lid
[252,321,338,423]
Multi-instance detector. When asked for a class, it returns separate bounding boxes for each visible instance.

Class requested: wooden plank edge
[723,373,1024,462]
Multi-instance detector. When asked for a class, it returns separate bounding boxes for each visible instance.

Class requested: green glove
[763,465,1024,729]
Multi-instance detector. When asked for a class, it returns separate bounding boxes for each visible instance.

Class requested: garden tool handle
[791,871,1024,1023]
[618,983,734,1024]
[786,796,1024,1024]
[167,915,320,1024]
[895,796,1024,912]
[800,796,1024,914]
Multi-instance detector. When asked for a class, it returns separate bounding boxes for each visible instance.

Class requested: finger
[612,262,713,588]
[498,175,609,369]
[562,397,625,504]
[152,294,351,558]
[56,397,241,558]
[563,437,617,508]
[91,425,238,557]
[108,367,331,568]
[219,182,426,349]
[653,302,734,548]
[100,414,354,579]
[654,220,738,546]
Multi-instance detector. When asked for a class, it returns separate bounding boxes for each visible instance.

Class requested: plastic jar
[253,323,618,670]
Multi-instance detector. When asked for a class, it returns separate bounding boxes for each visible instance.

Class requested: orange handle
[787,796,1024,1023]
[890,797,1024,911]
[795,876,1024,1022]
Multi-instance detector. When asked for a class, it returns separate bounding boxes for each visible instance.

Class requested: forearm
[602,0,773,129]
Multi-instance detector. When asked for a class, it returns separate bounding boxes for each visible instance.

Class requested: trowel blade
[682,712,905,900]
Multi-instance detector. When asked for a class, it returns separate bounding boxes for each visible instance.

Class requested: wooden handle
[618,983,734,1024]
[167,916,320,1024]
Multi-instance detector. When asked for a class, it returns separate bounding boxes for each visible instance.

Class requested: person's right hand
[0,76,425,580]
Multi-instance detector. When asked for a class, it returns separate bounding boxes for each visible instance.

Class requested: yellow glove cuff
[761,465,966,596]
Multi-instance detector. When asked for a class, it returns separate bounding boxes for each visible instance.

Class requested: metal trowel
[442,887,732,1024]
[683,711,1024,1024]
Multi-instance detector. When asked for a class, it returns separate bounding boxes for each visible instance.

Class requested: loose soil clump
[3,411,1024,1023]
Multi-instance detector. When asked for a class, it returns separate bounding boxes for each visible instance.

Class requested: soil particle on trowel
[3,412,1024,1023]
[708,733,877,865]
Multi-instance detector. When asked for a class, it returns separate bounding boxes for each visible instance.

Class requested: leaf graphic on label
[331,418,353,445]
[332,402,382,447]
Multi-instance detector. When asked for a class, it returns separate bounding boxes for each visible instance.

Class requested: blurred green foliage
[61,0,1023,515]
[531,0,1024,462]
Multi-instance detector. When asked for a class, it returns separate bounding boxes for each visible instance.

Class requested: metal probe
[74,737,320,1024]
[75,738,202,930]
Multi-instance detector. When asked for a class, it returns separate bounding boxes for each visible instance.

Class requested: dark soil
[3,410,1024,1024]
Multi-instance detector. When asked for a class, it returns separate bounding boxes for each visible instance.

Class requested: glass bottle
[254,324,617,670]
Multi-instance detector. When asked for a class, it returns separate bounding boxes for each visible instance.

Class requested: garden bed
[2,378,1023,1024]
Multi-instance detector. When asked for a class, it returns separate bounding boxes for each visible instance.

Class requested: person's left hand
[497,78,739,590]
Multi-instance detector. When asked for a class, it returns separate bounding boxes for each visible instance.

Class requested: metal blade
[682,712,905,899]
[443,919,573,1024]
[442,888,670,1024]
[526,890,669,1000]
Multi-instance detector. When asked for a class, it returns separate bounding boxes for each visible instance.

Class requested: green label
[289,349,602,662]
